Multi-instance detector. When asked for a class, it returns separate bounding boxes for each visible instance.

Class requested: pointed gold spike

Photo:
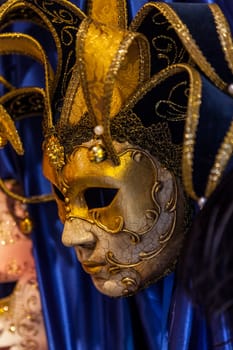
[0,104,24,155]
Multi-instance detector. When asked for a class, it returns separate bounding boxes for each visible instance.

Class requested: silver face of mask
[59,141,185,297]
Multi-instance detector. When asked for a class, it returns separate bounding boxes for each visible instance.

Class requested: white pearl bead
[228,84,233,95]
[198,197,206,209]
[94,125,104,136]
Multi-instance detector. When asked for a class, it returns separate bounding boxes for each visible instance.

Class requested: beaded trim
[209,4,233,75]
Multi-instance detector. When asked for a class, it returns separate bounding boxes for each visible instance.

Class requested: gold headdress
[1,0,233,202]
[1,0,233,296]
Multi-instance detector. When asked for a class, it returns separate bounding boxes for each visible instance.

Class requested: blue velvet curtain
[0,1,233,349]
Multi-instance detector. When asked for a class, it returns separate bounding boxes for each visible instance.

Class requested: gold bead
[65,197,70,204]
[19,217,33,235]
[65,205,71,212]
[62,187,67,194]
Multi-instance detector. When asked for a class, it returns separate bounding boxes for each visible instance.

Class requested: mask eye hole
[53,185,65,202]
[84,188,118,209]
[0,281,16,298]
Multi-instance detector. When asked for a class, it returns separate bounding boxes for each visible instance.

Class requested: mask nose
[62,218,96,248]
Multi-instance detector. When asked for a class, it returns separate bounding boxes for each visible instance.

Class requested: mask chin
[92,268,141,297]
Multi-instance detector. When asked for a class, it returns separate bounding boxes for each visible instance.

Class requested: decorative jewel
[45,135,65,170]
[88,125,107,163]
[88,143,107,163]
[19,216,33,235]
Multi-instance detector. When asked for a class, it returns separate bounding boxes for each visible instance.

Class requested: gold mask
[44,139,186,296]
[39,1,191,296]
[41,0,192,297]
[3,0,232,297]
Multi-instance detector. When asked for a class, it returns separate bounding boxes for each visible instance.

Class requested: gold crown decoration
[1,0,233,295]
[0,0,233,202]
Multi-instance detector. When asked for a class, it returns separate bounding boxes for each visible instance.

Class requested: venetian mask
[41,4,191,297]
[46,141,185,296]
[0,181,47,350]
[2,0,232,299]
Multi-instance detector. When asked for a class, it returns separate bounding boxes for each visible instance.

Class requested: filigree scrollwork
[155,81,188,121]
